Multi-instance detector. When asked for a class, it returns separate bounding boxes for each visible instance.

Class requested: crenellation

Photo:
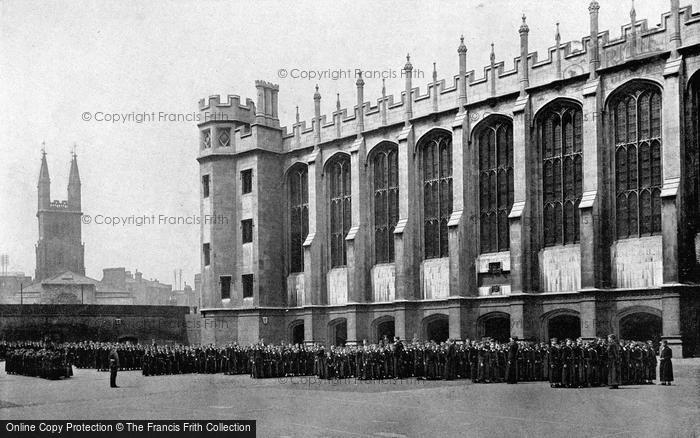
[201,2,700,156]
[198,94,255,112]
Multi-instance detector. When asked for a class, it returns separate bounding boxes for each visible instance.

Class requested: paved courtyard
[1,359,699,438]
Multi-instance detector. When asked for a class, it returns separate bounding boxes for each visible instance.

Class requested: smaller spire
[381,78,386,97]
[336,93,341,111]
[432,62,437,82]
[313,84,321,100]
[41,141,46,156]
[630,0,636,20]
[519,14,529,34]
[490,42,496,63]
[295,106,300,123]
[458,35,467,53]
[68,147,80,184]
[356,70,365,87]
[589,0,600,12]
[404,53,413,71]
[555,22,561,42]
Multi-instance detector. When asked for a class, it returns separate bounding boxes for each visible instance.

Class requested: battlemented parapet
[191,2,700,154]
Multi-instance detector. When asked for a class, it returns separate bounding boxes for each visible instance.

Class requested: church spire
[38,146,50,210]
[68,147,81,210]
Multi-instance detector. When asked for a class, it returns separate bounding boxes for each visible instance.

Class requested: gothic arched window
[288,165,308,273]
[328,155,351,267]
[372,145,399,264]
[422,131,452,259]
[477,117,514,253]
[611,84,662,239]
[539,102,583,246]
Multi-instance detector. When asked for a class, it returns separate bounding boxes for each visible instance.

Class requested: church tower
[35,150,85,281]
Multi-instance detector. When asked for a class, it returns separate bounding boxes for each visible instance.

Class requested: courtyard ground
[1,359,699,438]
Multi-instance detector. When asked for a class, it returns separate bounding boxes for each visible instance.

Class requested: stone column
[346,136,368,304]
[510,16,536,294]
[303,151,326,306]
[580,79,603,289]
[509,96,533,293]
[661,291,683,357]
[580,295,597,340]
[448,111,472,298]
[661,57,684,284]
[509,300,525,339]
[394,303,408,340]
[394,89,418,301]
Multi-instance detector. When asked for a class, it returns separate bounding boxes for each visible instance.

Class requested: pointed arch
[473,114,513,253]
[607,80,663,239]
[286,162,309,273]
[368,142,399,264]
[535,99,584,246]
[418,129,453,259]
[325,153,351,268]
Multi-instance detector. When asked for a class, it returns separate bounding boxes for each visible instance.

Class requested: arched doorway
[328,319,347,346]
[484,317,511,342]
[548,313,581,341]
[290,321,304,345]
[423,314,449,343]
[377,320,395,343]
[620,312,662,347]
[478,312,511,342]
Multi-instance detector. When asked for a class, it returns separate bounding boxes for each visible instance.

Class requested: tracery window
[422,132,452,259]
[329,155,351,267]
[477,118,513,253]
[540,102,583,246]
[372,145,399,264]
[288,166,308,273]
[611,84,662,239]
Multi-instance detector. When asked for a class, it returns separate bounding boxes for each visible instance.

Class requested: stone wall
[539,245,581,292]
[286,273,304,307]
[611,236,663,288]
[327,268,348,304]
[371,264,395,302]
[0,304,190,344]
[421,258,449,299]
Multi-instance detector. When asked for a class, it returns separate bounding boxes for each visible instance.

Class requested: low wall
[0,304,192,344]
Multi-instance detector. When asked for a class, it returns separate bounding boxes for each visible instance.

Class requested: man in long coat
[506,337,519,384]
[607,334,621,389]
[659,340,674,385]
[108,347,120,388]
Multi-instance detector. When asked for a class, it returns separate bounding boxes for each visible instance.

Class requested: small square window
[242,274,254,298]
[241,219,253,243]
[241,169,253,194]
[203,243,211,266]
[218,127,231,147]
[220,276,231,299]
[202,175,210,198]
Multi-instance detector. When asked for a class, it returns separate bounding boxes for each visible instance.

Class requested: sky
[0,0,681,286]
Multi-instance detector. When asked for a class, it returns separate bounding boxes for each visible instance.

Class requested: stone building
[15,153,172,306]
[100,267,172,306]
[198,1,700,356]
[35,151,84,281]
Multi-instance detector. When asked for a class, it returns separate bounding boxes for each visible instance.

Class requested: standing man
[506,337,519,384]
[606,334,621,389]
[659,340,674,385]
[108,347,120,388]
